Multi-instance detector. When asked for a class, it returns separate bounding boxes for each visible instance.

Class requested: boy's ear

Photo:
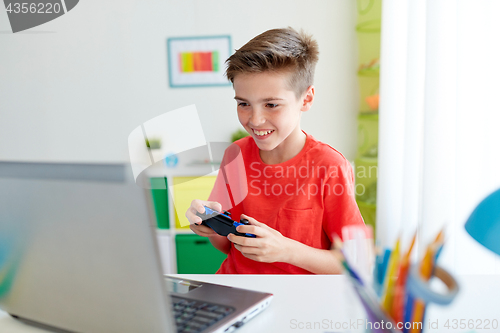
[300,85,315,112]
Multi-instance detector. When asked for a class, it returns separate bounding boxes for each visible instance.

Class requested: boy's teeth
[254,130,274,136]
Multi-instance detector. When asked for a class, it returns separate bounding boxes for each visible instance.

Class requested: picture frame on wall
[167,35,232,88]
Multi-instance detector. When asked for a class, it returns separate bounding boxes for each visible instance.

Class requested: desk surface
[1,274,499,333]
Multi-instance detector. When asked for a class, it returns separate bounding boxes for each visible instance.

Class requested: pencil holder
[348,265,459,333]
[402,265,459,333]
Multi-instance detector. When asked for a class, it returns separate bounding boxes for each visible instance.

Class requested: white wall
[0,0,358,163]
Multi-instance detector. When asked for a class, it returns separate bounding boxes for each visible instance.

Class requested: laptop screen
[0,162,175,333]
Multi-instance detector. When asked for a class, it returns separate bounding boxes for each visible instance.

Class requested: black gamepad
[195,206,256,238]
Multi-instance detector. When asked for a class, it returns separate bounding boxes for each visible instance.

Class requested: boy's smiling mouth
[252,129,275,137]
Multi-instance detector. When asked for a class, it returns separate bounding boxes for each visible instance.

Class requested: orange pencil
[433,228,445,247]
[420,229,445,323]
[409,246,434,333]
[409,230,445,333]
[392,232,416,323]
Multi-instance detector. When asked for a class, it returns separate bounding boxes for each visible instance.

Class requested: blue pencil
[403,293,414,333]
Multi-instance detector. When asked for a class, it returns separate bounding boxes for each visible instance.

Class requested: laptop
[0,162,272,333]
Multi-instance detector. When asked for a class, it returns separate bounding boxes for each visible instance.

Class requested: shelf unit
[146,165,226,274]
[355,0,381,232]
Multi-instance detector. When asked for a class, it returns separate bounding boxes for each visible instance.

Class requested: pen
[419,229,445,329]
[392,232,416,323]
[409,229,444,333]
[381,236,400,314]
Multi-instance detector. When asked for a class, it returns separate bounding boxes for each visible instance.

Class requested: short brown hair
[225,27,319,98]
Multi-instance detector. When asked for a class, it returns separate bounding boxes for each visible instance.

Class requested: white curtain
[377,0,500,275]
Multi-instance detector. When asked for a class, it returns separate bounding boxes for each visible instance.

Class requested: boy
[185,27,365,274]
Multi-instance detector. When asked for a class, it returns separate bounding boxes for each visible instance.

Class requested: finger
[186,210,202,224]
[227,233,258,246]
[235,224,264,237]
[190,224,207,235]
[191,201,223,222]
[229,234,256,246]
[240,214,269,229]
[205,201,222,213]
[186,208,203,224]
[191,199,207,215]
[234,244,260,256]
[190,223,214,235]
[189,200,220,223]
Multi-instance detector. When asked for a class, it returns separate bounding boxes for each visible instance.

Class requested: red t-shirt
[209,132,365,274]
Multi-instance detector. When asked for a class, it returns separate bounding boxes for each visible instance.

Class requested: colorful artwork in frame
[167,35,232,88]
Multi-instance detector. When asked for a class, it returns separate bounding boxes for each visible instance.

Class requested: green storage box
[175,234,227,274]
[150,177,169,229]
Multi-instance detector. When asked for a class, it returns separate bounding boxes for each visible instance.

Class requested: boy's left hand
[227,214,292,263]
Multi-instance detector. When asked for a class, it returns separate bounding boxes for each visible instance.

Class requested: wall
[0,0,358,163]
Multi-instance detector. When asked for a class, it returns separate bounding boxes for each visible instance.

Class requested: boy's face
[233,71,314,158]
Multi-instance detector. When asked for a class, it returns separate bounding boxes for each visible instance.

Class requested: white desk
[1,274,499,333]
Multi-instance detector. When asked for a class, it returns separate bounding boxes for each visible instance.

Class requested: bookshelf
[355,0,381,231]
[147,166,226,274]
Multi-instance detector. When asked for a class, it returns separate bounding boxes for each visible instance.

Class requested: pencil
[419,229,445,327]
[409,246,434,333]
[409,230,444,333]
[381,236,401,313]
[403,293,414,333]
[392,232,416,323]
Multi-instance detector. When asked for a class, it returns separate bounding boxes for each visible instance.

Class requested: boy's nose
[249,109,266,126]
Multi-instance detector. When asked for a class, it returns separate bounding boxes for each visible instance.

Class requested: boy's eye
[266,103,278,108]
[238,102,249,107]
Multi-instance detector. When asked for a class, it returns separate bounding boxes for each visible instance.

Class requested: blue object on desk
[465,188,500,256]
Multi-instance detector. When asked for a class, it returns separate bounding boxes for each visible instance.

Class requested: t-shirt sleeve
[322,158,365,241]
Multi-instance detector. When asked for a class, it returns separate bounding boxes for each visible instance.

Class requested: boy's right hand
[186,199,223,237]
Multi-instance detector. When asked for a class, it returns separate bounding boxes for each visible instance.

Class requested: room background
[0,0,360,164]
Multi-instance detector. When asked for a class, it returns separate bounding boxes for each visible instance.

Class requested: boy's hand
[227,214,292,263]
[186,199,222,237]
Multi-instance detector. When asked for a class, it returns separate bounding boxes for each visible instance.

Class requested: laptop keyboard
[171,296,235,333]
